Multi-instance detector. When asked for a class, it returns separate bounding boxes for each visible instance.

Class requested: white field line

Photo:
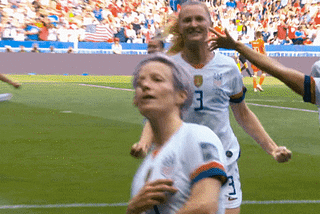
[246,99,304,103]
[1,200,320,209]
[79,84,134,91]
[79,84,318,113]
[242,200,320,204]
[0,84,314,210]
[247,103,318,113]
[0,203,128,209]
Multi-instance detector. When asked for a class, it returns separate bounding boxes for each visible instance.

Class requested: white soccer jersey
[311,62,320,122]
[171,52,244,165]
[314,77,320,123]
[131,122,227,214]
[315,78,320,106]
[311,60,320,78]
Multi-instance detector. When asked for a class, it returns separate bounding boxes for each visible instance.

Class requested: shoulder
[211,52,241,76]
[311,60,320,77]
[212,52,237,65]
[170,53,182,60]
[183,123,221,145]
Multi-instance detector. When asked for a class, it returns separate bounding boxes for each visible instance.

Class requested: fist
[273,146,292,163]
[130,142,148,159]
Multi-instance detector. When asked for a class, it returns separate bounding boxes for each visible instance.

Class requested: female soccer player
[208,27,320,122]
[250,31,266,92]
[128,53,228,214]
[130,1,292,214]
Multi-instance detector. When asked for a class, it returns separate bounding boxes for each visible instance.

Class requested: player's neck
[181,44,214,68]
[149,114,183,148]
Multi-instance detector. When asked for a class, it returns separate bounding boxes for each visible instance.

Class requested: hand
[130,142,149,159]
[207,27,238,51]
[12,82,21,89]
[126,179,178,214]
[272,146,292,163]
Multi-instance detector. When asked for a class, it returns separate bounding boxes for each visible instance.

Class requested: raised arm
[230,101,292,163]
[208,28,306,97]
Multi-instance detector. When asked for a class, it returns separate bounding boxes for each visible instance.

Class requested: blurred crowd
[1,0,320,45]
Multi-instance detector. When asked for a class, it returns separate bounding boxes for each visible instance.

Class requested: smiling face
[178,4,211,44]
[134,61,183,119]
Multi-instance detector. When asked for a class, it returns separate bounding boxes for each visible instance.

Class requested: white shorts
[223,161,242,209]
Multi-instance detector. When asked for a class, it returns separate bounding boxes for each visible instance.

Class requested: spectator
[114,21,127,43]
[5,45,13,52]
[132,31,144,43]
[112,37,122,54]
[19,45,26,52]
[24,21,39,41]
[38,16,50,41]
[126,23,136,43]
[0,0,317,46]
[143,24,154,44]
[57,23,69,42]
[93,4,103,22]
[313,7,320,26]
[47,23,58,41]
[281,35,293,45]
[277,17,287,42]
[226,0,237,10]
[132,17,141,34]
[49,45,55,53]
[294,25,305,44]
[67,46,73,53]
[31,43,40,52]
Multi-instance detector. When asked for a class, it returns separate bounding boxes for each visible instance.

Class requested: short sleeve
[315,77,320,105]
[229,62,245,97]
[311,61,320,78]
[183,125,227,186]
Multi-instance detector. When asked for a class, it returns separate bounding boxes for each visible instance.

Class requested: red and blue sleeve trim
[190,161,227,186]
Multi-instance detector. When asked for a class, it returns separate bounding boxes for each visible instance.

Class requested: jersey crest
[194,75,203,88]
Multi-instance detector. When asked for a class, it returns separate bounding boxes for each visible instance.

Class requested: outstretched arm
[208,27,305,97]
[0,74,21,88]
[230,101,292,163]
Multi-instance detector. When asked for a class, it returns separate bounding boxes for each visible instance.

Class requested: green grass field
[0,75,319,214]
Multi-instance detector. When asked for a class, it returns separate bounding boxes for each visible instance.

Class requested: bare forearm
[234,41,305,96]
[232,103,277,155]
[176,178,220,214]
[0,74,14,85]
[176,201,217,214]
[140,120,153,148]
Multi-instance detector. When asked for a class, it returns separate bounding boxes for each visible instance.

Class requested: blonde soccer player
[131,1,292,214]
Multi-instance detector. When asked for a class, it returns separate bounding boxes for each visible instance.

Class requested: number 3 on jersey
[195,90,203,111]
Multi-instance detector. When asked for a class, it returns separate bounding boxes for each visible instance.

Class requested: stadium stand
[0,0,320,53]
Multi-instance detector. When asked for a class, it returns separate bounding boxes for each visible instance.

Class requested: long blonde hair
[163,0,212,55]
